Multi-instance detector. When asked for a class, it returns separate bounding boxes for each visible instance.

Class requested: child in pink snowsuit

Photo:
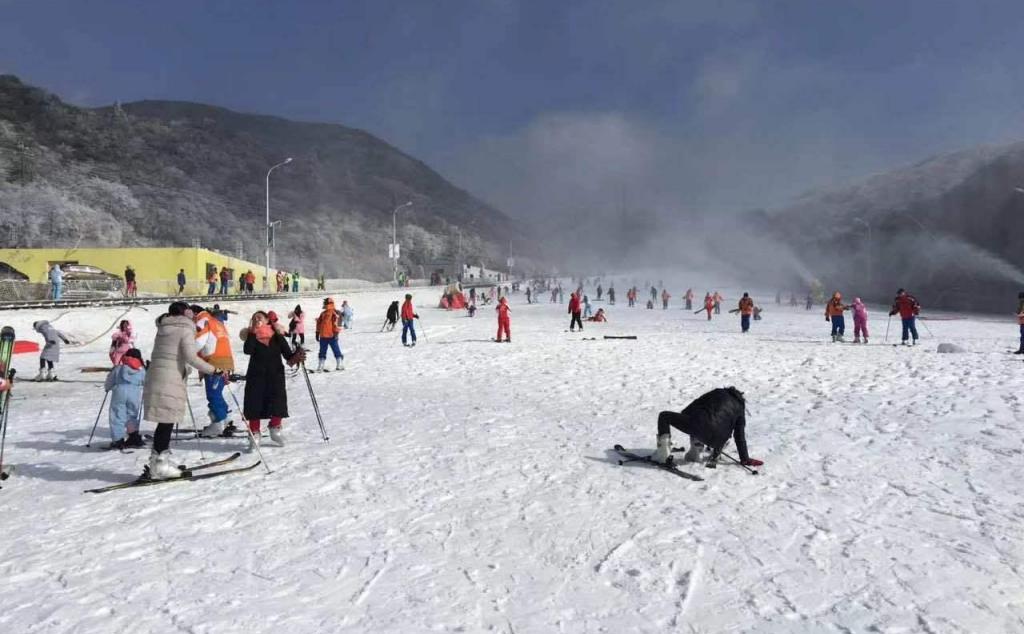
[109,320,134,365]
[852,298,869,344]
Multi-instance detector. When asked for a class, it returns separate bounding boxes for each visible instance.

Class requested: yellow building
[0,247,310,295]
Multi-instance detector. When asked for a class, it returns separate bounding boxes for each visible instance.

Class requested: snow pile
[0,289,1021,632]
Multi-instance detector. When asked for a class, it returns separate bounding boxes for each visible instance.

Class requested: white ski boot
[46,368,56,381]
[683,440,704,463]
[652,433,672,464]
[246,431,261,453]
[199,420,224,438]
[269,427,285,446]
[316,358,325,372]
[33,369,45,382]
[146,450,183,480]
[335,358,344,371]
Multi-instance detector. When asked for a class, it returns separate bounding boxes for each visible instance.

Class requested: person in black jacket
[240,311,305,450]
[651,387,763,468]
[384,300,400,331]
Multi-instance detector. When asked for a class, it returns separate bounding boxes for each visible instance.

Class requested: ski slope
[0,287,1021,633]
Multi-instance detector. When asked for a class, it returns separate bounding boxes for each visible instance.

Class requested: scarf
[252,324,274,346]
[121,356,143,371]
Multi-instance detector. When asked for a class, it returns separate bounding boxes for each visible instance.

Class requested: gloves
[287,348,307,367]
[414,314,420,319]
[315,334,320,342]
[825,316,830,321]
[889,310,897,316]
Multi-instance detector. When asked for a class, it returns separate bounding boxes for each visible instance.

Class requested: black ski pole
[85,391,111,447]
[719,449,759,475]
[884,314,892,343]
[301,363,329,442]
[226,385,273,474]
[0,394,10,484]
[184,388,205,460]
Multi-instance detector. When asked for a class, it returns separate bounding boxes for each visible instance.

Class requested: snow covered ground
[0,286,1022,633]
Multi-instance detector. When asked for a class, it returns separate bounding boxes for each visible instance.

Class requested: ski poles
[416,317,427,342]
[301,362,329,442]
[919,317,935,339]
[718,449,759,475]
[226,385,273,474]
[85,391,110,447]
[884,314,892,343]
[184,389,206,461]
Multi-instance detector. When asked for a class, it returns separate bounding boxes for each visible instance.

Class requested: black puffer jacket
[242,331,295,420]
[671,387,745,450]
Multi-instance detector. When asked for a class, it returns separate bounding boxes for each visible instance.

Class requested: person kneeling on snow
[587,308,607,322]
[651,387,763,468]
[240,311,304,450]
[104,348,146,450]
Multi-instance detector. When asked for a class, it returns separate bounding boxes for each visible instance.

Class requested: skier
[558,286,565,304]
[317,273,326,291]
[684,288,694,311]
[753,305,763,321]
[1016,292,1024,354]
[292,271,300,293]
[340,300,354,330]
[889,288,921,345]
[109,319,134,365]
[467,301,477,318]
[176,269,186,295]
[495,296,511,342]
[384,301,400,331]
[775,290,782,305]
[661,289,670,310]
[400,294,419,347]
[219,267,230,295]
[587,307,608,322]
[650,286,658,302]
[143,302,224,479]
[597,284,603,301]
[608,285,616,305]
[582,295,593,319]
[851,297,869,344]
[124,266,137,297]
[315,298,344,369]
[805,293,813,310]
[49,264,63,301]
[525,287,531,304]
[737,292,754,333]
[646,299,654,309]
[241,311,304,450]
[713,291,723,314]
[703,293,714,321]
[32,320,71,381]
[650,387,763,468]
[193,305,236,437]
[789,292,798,307]
[211,304,236,322]
[825,292,849,342]
[103,348,146,450]
[568,292,584,332]
[288,305,305,347]
[245,270,255,294]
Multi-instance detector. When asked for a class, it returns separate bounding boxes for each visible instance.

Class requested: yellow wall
[0,247,312,295]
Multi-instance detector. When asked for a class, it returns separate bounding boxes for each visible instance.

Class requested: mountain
[767,142,1024,311]
[0,75,533,280]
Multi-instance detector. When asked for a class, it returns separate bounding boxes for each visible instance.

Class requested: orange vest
[317,306,340,338]
[739,298,754,315]
[195,311,234,371]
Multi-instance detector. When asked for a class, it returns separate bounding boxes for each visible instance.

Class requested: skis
[0,326,15,486]
[612,445,704,482]
[84,452,256,494]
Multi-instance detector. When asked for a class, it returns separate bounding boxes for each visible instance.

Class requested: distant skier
[752,305,763,321]
[49,264,63,301]
[583,295,593,319]
[109,319,134,365]
[713,291,723,314]
[661,289,670,310]
[737,292,754,333]
[825,291,849,342]
[703,293,714,320]
[525,287,532,304]
[340,300,354,330]
[646,299,654,309]
[650,387,763,468]
[889,288,921,345]
[851,297,869,344]
[495,296,511,342]
[124,265,137,297]
[103,348,146,450]
[32,320,71,381]
[596,284,603,301]
[775,290,782,305]
[805,293,813,310]
[684,288,694,311]
[287,305,305,347]
[650,286,658,302]
[400,294,419,347]
[588,307,608,322]
[608,285,615,305]
[384,300,400,331]
[789,293,798,307]
[315,298,345,369]
[568,292,584,331]
[1016,292,1024,354]
[176,269,186,295]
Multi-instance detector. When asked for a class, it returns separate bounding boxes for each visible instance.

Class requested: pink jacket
[109,327,134,365]
[288,311,305,334]
[851,298,868,323]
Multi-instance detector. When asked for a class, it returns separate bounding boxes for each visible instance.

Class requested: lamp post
[265,158,293,291]
[391,201,412,284]
[853,217,871,290]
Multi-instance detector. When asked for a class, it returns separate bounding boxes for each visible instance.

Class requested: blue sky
[3,0,1024,217]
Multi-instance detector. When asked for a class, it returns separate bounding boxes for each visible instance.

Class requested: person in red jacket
[568,292,583,331]
[401,293,419,347]
[703,293,714,320]
[889,288,920,345]
[495,297,511,342]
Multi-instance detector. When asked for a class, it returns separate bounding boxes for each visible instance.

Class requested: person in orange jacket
[400,293,419,347]
[737,292,754,333]
[704,293,714,320]
[495,297,511,342]
[825,291,849,342]
[315,297,344,370]
[192,304,236,437]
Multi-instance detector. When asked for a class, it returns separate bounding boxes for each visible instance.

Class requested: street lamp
[265,157,293,291]
[392,201,412,284]
[853,217,871,290]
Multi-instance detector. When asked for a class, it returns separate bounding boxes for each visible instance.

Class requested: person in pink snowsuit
[852,297,869,344]
[109,320,134,365]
